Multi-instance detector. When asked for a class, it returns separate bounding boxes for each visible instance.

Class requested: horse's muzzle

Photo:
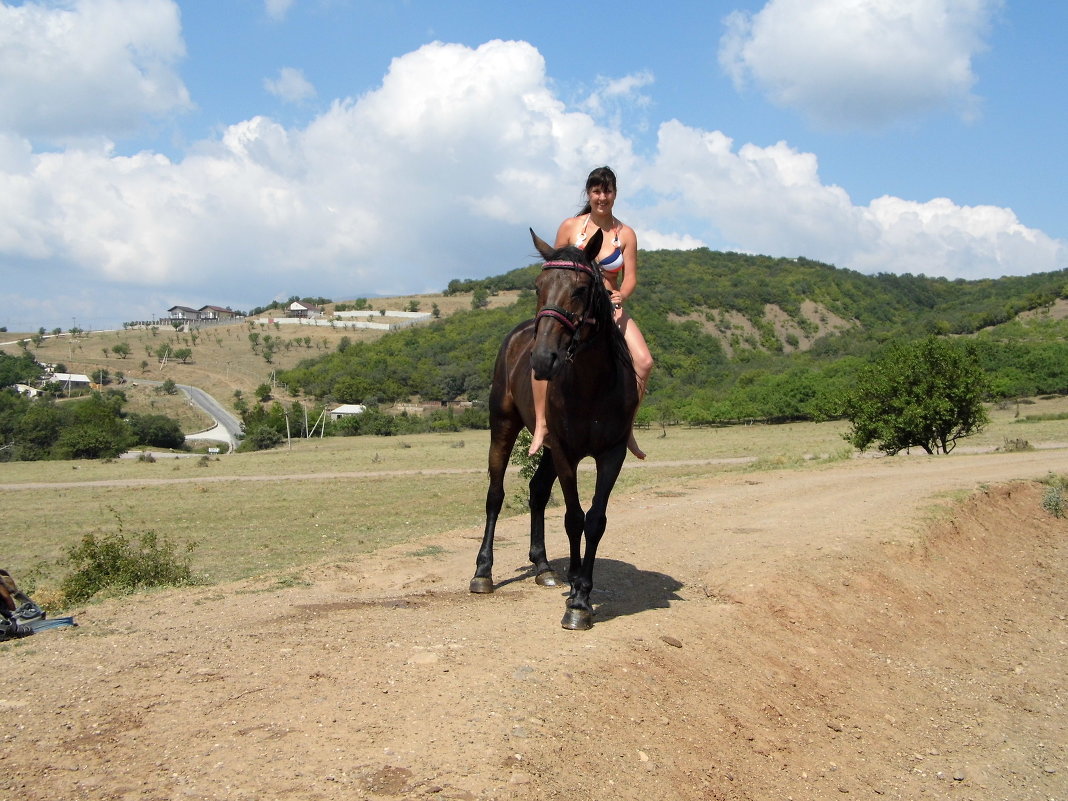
[530,347,563,381]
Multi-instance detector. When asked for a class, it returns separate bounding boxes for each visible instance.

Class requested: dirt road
[2,449,1066,800]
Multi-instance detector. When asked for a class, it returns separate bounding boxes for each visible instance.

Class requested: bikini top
[575,214,624,273]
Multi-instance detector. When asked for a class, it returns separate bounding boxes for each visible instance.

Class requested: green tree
[841,337,990,455]
[128,413,186,449]
[111,342,131,359]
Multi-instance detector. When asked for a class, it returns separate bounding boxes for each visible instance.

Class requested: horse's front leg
[527,452,560,586]
[471,426,518,594]
[561,444,626,630]
[553,459,590,629]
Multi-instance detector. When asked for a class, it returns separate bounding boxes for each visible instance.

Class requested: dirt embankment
[1,449,1066,801]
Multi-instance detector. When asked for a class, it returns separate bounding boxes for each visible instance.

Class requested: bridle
[534,259,602,361]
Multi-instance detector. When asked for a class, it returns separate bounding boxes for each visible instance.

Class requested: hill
[275,250,1068,425]
[4,250,1068,431]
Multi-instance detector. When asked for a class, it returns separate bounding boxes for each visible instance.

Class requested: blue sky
[2,0,1065,332]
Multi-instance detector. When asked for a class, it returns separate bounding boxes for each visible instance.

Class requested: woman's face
[587,183,616,215]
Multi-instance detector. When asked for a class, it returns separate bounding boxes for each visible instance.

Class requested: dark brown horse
[470,228,640,629]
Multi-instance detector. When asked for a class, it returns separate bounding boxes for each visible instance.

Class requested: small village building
[197,305,242,321]
[167,305,200,321]
[286,301,322,319]
[328,404,367,420]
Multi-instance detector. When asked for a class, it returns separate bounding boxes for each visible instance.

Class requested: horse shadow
[503,557,685,624]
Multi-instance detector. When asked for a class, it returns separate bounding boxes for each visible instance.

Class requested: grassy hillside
[4,250,1068,428]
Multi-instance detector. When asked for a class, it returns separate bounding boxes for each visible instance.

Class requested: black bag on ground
[1,569,76,642]
[0,569,45,624]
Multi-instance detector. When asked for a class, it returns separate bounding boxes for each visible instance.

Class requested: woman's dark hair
[578,166,617,215]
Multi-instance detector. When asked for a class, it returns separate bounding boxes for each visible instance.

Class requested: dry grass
[3,395,1066,600]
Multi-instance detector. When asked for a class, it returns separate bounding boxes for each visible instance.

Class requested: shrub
[128,413,186,449]
[60,527,198,604]
[1041,474,1067,519]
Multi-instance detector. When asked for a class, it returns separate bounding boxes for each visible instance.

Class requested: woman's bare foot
[528,426,549,456]
[627,432,646,460]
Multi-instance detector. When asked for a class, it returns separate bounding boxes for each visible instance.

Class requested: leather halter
[534,259,601,360]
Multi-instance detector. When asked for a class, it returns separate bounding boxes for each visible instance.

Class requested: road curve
[132,379,241,451]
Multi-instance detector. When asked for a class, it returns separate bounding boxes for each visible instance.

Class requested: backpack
[1,569,75,642]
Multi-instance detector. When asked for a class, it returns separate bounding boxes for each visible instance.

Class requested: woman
[528,166,653,458]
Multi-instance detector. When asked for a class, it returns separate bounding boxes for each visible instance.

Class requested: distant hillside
[5,249,1066,430]
[278,249,1068,425]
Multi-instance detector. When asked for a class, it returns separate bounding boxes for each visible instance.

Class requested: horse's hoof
[535,570,560,587]
[469,576,494,594]
[560,608,593,630]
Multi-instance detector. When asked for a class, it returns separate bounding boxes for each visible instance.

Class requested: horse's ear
[530,229,554,260]
[583,229,604,263]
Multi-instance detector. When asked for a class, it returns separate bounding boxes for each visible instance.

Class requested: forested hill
[280,249,1068,425]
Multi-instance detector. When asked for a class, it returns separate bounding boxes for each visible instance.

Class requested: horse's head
[529,227,605,381]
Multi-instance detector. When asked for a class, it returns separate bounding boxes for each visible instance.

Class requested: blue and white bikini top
[575,214,624,273]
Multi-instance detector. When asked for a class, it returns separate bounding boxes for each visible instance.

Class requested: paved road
[133,379,241,451]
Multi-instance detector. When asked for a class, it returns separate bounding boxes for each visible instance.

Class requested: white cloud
[719,0,1003,130]
[580,71,655,128]
[640,119,1065,277]
[265,67,317,104]
[0,0,191,143]
[265,0,295,21]
[0,37,1063,331]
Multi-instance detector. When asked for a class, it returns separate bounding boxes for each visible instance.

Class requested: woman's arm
[554,216,578,248]
[616,225,639,302]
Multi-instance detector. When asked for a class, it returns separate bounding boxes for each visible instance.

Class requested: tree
[841,336,990,455]
[111,342,131,359]
[127,413,185,449]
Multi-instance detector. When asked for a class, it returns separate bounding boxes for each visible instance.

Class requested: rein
[534,260,603,360]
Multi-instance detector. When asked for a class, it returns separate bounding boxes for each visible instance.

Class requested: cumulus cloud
[265,67,317,103]
[264,0,295,21]
[0,0,190,143]
[580,71,655,129]
[0,36,1064,331]
[719,0,1003,130]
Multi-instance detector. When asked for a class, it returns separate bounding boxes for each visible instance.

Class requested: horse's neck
[568,333,626,388]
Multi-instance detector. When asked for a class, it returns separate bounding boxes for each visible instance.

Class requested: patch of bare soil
[2,449,1066,801]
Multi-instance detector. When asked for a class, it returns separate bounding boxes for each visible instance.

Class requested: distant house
[287,300,322,319]
[45,372,92,393]
[198,305,241,321]
[329,404,367,420]
[167,305,201,321]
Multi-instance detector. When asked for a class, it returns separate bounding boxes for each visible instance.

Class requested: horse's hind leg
[527,453,559,586]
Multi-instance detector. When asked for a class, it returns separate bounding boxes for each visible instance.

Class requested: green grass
[2,396,1066,604]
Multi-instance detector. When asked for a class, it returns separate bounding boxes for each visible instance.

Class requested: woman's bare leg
[528,373,549,455]
[619,311,653,460]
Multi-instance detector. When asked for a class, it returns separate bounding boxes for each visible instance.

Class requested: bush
[1041,474,1067,519]
[60,527,198,604]
[237,424,284,452]
[128,413,186,449]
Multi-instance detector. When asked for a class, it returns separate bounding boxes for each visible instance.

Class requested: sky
[1,0,1066,332]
